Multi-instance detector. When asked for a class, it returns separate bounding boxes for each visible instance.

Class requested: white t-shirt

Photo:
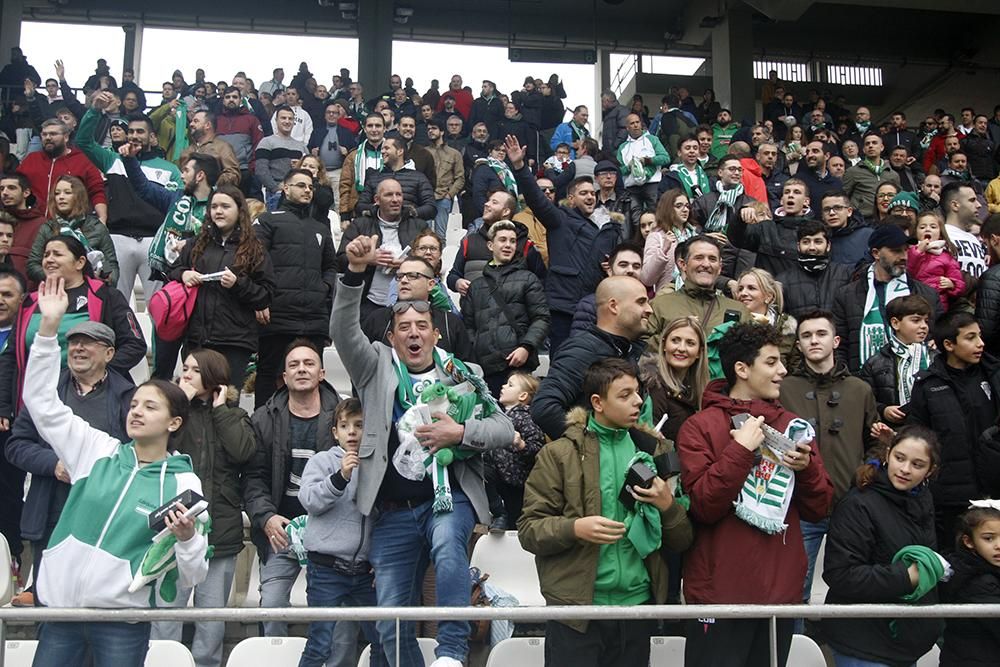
[946,223,988,279]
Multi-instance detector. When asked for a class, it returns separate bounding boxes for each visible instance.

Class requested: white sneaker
[429,658,464,667]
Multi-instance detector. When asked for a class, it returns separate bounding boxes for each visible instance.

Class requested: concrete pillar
[0,0,24,70]
[357,0,393,96]
[122,23,144,82]
[593,48,610,143]
[711,1,755,123]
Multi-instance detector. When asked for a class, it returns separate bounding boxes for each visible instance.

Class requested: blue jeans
[433,198,453,240]
[369,493,475,666]
[299,561,386,667]
[795,517,829,634]
[831,648,912,667]
[32,621,151,667]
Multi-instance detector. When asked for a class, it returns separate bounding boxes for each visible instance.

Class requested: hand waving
[37,277,68,337]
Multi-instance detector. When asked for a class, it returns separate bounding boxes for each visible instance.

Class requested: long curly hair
[191,184,265,275]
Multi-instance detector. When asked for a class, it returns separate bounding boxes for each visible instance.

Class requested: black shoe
[489,515,508,534]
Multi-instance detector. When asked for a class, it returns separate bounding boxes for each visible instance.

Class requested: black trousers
[255,333,329,409]
[684,617,793,667]
[0,431,24,562]
[545,617,655,667]
[548,311,573,361]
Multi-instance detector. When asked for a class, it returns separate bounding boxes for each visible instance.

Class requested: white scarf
[860,264,911,368]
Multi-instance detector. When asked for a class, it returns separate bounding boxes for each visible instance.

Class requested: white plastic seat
[0,533,12,606]
[788,634,826,667]
[225,636,307,666]
[485,637,544,666]
[4,640,37,667]
[917,644,941,667]
[323,345,353,399]
[358,638,437,667]
[469,531,545,607]
[533,354,549,379]
[649,635,685,666]
[146,640,195,666]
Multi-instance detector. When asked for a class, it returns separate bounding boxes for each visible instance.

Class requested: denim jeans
[433,198,453,240]
[299,561,386,667]
[830,648,912,667]
[795,517,829,634]
[259,546,304,637]
[32,621,151,667]
[151,555,237,667]
[368,492,475,666]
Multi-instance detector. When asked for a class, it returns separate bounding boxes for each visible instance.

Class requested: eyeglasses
[391,300,431,313]
[397,272,433,282]
[877,192,897,200]
[822,205,848,214]
[414,245,441,254]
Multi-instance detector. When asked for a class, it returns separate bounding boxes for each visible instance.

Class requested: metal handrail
[2,604,992,667]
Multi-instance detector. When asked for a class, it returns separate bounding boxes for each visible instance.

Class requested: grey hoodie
[298,445,371,564]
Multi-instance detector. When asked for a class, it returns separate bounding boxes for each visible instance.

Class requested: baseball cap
[869,225,917,250]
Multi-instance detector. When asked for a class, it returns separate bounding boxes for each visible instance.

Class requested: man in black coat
[467,80,504,140]
[354,136,436,220]
[531,276,650,439]
[255,168,338,408]
[833,224,942,374]
[776,219,852,319]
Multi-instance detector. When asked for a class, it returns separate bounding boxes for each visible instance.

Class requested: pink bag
[148,281,199,342]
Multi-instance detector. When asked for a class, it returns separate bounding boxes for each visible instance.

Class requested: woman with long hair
[639,315,708,442]
[870,181,901,226]
[151,348,255,667]
[736,267,798,363]
[822,427,944,666]
[169,185,275,389]
[28,174,119,286]
[296,154,337,224]
[24,277,208,667]
[640,189,698,294]
[697,89,721,126]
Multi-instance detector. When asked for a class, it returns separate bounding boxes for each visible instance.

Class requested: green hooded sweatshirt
[589,414,652,605]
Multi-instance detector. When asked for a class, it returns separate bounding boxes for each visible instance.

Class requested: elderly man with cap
[593,159,631,226]
[5,318,135,607]
[833,221,942,373]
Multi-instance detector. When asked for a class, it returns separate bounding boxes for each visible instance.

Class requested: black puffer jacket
[730,214,809,278]
[446,220,546,293]
[532,326,644,439]
[256,200,337,338]
[962,131,997,181]
[168,227,275,352]
[832,274,941,373]
[355,165,436,220]
[976,264,1000,356]
[463,260,550,376]
[906,355,1000,508]
[173,398,256,558]
[940,547,1000,666]
[822,469,942,667]
[858,343,903,423]
[776,261,853,319]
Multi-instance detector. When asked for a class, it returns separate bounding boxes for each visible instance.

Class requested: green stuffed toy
[128,514,212,604]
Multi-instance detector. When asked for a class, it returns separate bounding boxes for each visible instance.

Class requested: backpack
[148,281,199,342]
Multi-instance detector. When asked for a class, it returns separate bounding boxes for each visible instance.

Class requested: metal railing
[3,604,998,667]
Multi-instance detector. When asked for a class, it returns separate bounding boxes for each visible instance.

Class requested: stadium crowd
[2,48,1000,667]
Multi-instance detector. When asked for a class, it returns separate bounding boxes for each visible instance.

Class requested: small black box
[619,461,657,510]
[148,489,207,534]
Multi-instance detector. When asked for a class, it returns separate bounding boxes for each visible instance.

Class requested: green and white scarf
[860,264,911,367]
[889,332,929,405]
[353,140,383,191]
[669,163,710,199]
[392,347,498,513]
[733,418,814,534]
[705,181,744,233]
[477,157,519,199]
[942,168,972,182]
[861,157,886,177]
[570,120,589,142]
[172,100,189,162]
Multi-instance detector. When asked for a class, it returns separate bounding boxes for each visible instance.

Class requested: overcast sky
[21,22,600,126]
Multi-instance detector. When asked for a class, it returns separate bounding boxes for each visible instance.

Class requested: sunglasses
[540,187,556,193]
[391,300,431,314]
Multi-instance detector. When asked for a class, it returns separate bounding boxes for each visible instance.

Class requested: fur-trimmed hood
[563,406,671,453]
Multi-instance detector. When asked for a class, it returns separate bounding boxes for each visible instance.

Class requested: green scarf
[889,544,949,637]
[705,181,744,233]
[622,449,663,558]
[171,100,189,162]
[392,347,498,513]
[148,194,209,276]
[570,120,589,142]
[860,264,911,368]
[942,168,972,182]
[861,157,886,177]
[889,332,929,405]
[479,157,519,200]
[353,140,383,192]
[428,283,453,312]
[669,163,710,199]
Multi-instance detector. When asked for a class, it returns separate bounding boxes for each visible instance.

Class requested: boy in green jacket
[518,358,693,667]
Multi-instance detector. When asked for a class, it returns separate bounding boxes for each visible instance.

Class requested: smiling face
[736,274,769,315]
[488,228,518,265]
[890,313,929,345]
[886,437,934,492]
[663,324,701,372]
[735,343,786,400]
[798,232,829,257]
[679,240,721,288]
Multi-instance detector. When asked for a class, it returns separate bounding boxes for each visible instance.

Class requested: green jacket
[28,214,120,286]
[710,122,741,159]
[615,131,670,187]
[172,397,256,558]
[517,407,693,631]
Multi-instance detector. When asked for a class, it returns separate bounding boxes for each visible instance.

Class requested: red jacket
[740,158,769,205]
[923,134,948,174]
[676,379,833,604]
[15,148,106,217]
[436,88,474,121]
[6,207,46,289]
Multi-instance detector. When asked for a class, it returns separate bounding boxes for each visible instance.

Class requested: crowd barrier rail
[3,603,999,666]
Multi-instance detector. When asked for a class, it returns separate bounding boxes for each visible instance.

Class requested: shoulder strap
[484,272,526,337]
